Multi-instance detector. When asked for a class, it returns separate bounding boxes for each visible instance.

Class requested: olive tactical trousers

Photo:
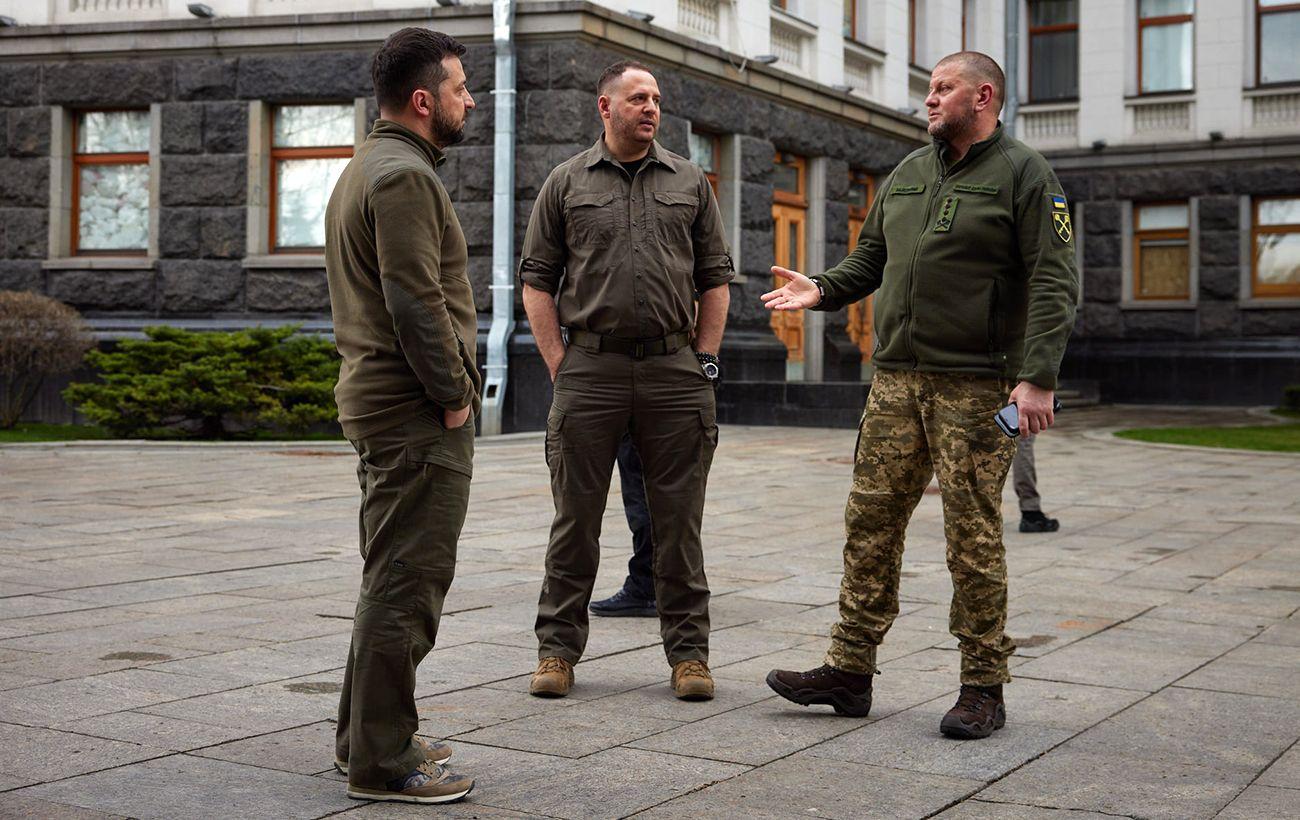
[826,370,1017,686]
[535,343,718,667]
[335,410,474,788]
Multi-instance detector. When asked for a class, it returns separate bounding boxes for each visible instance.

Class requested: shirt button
[635,274,642,279]
[639,298,646,305]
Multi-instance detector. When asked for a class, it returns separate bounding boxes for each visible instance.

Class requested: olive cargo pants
[536,343,717,667]
[826,370,1018,686]
[335,410,474,787]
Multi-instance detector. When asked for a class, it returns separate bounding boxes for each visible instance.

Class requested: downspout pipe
[1004,0,1020,138]
[481,0,516,436]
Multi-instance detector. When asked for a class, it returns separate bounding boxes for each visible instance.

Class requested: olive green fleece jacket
[815,125,1079,390]
[325,120,481,440]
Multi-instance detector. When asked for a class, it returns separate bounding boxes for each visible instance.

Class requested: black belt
[567,329,691,359]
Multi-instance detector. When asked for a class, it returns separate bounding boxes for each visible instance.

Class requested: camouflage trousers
[826,369,1017,686]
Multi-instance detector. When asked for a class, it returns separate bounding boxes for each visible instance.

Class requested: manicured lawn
[1115,422,1300,453]
[0,423,112,443]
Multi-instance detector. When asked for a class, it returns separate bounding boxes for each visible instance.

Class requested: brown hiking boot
[529,656,574,698]
[940,684,1006,739]
[672,660,714,700]
[335,735,452,776]
[765,664,873,717]
[347,759,473,804]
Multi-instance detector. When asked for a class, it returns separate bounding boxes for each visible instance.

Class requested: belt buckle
[631,341,646,360]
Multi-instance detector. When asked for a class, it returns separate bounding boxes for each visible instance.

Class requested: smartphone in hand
[995,397,1063,438]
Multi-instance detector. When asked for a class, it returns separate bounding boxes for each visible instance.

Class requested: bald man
[761,52,1079,739]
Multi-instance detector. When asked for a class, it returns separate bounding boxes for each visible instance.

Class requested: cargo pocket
[544,404,566,485]
[381,558,423,609]
[654,190,699,247]
[698,405,719,480]
[564,191,614,247]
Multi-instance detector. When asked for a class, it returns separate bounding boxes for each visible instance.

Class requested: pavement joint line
[0,556,334,600]
[952,797,1140,819]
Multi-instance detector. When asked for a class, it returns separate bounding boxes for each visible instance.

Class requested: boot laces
[956,686,993,712]
[414,758,448,782]
[538,657,569,675]
[677,660,708,678]
[799,664,834,681]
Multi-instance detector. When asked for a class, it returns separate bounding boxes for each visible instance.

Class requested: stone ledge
[42,257,156,270]
[241,255,325,270]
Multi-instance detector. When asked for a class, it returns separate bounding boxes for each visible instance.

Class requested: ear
[597,94,612,119]
[974,82,995,112]
[410,88,434,118]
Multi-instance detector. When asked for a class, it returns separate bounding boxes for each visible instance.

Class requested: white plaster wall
[1077,0,1127,148]
[1193,0,1246,140]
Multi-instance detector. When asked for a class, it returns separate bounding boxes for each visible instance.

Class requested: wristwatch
[695,351,721,383]
[810,277,826,307]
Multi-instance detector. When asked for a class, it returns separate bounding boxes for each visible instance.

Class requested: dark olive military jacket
[325,120,481,440]
[519,137,734,340]
[815,125,1079,390]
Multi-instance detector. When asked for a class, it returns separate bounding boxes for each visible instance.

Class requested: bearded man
[325,27,478,803]
[518,60,734,701]
[761,52,1079,739]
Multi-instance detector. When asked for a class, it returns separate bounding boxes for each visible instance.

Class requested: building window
[72,110,150,255]
[1028,0,1078,102]
[1138,0,1194,95]
[688,128,721,196]
[1258,0,1300,85]
[843,0,858,40]
[1253,197,1300,297]
[1133,202,1191,300]
[909,0,918,64]
[270,104,354,252]
[961,0,970,50]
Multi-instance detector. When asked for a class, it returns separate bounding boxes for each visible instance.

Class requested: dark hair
[371,27,467,113]
[596,59,654,98]
[935,51,1006,110]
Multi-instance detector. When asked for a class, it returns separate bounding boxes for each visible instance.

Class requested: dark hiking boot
[590,588,657,617]
[1019,511,1060,533]
[940,684,1006,739]
[347,759,473,804]
[765,664,873,717]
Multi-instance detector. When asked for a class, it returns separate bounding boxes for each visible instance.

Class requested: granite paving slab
[1215,784,1300,819]
[1257,744,1300,790]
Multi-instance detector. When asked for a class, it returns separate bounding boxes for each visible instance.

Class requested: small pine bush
[64,325,339,439]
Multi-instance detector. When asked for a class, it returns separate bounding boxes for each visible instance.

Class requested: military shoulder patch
[890,184,925,195]
[954,183,999,195]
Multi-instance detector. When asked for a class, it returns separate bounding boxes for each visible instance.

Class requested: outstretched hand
[761,266,821,311]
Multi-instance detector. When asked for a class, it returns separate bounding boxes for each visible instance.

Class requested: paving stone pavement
[0,405,1297,819]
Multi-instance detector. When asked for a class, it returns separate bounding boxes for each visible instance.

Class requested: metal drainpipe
[1004,0,1020,138]
[481,0,516,436]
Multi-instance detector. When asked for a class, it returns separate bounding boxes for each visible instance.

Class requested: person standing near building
[519,60,734,701]
[1013,434,1060,532]
[325,28,478,803]
[761,52,1078,739]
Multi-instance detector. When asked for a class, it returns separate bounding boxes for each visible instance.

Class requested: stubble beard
[928,106,975,143]
[612,109,655,146]
[431,100,466,147]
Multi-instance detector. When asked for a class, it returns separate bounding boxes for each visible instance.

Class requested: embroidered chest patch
[933,195,959,232]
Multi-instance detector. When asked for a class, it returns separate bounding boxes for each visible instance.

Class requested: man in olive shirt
[324,28,477,803]
[519,60,734,701]
[762,52,1078,739]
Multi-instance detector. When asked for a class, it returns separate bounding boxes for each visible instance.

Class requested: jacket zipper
[905,166,946,369]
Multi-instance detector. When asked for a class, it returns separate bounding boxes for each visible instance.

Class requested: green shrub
[64,325,339,439]
[0,291,94,429]
[1283,385,1300,412]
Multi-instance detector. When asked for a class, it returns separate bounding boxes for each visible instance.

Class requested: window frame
[690,127,722,197]
[1251,195,1300,298]
[1137,1,1195,96]
[71,108,150,257]
[909,0,917,65]
[843,0,858,41]
[1132,200,1192,301]
[1256,0,1300,88]
[1027,0,1079,103]
[773,152,807,208]
[267,103,356,255]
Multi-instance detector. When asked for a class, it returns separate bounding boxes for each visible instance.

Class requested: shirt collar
[369,119,447,169]
[932,121,1003,169]
[583,136,676,172]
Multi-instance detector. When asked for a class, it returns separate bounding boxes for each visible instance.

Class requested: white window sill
[1120,300,1197,310]
[43,257,156,270]
[1239,297,1300,309]
[242,254,326,269]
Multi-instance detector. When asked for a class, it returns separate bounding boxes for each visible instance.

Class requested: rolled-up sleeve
[518,171,566,294]
[691,171,735,293]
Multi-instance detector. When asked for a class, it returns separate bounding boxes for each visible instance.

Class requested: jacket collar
[932,122,1003,172]
[583,136,675,172]
[369,119,446,169]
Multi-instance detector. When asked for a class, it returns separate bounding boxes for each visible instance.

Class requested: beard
[611,108,656,145]
[431,100,466,147]
[928,106,975,143]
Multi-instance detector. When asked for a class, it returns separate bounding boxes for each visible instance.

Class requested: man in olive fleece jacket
[324,28,478,805]
[762,52,1078,740]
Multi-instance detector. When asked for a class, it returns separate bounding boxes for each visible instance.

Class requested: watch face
[702,362,720,379]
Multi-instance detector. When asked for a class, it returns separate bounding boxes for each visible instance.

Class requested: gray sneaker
[347,759,474,804]
[335,736,452,776]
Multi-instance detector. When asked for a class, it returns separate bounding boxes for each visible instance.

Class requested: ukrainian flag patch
[1050,194,1068,210]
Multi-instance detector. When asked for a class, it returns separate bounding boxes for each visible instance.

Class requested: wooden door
[771,152,807,378]
[845,170,875,374]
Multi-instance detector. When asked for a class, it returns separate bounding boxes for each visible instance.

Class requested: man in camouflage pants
[760,52,1078,739]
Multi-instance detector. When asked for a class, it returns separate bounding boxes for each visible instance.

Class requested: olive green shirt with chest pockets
[519,138,734,339]
[814,126,1079,390]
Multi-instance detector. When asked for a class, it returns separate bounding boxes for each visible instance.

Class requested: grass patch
[0,423,112,442]
[0,423,344,443]
[1115,422,1300,453]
